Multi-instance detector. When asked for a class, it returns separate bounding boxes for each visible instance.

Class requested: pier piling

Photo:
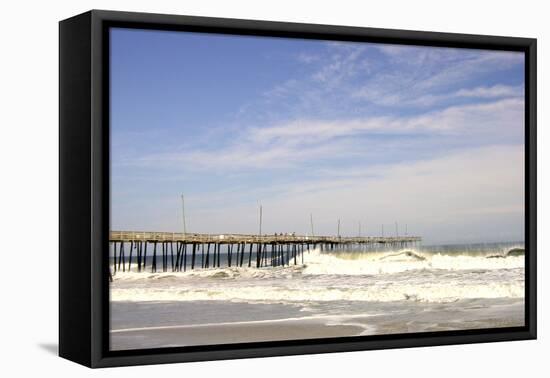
[109,231,421,275]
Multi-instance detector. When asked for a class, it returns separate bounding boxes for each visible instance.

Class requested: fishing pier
[109,231,422,274]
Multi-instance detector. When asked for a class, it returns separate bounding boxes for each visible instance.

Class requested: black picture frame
[59,9,537,368]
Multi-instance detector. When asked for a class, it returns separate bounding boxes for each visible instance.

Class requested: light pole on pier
[181,194,187,235]
[259,205,263,236]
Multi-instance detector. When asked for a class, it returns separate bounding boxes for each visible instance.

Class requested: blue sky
[110,28,525,244]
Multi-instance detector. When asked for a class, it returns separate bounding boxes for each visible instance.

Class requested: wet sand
[110,298,524,350]
[111,319,364,350]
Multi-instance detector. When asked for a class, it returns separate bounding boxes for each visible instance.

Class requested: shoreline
[111,317,365,350]
[111,313,377,334]
[110,298,524,351]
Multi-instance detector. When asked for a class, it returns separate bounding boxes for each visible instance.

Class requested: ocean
[109,242,525,350]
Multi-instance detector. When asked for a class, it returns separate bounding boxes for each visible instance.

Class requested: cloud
[375,44,523,75]
[454,84,523,98]
[233,42,524,124]
[311,45,369,86]
[116,144,525,244]
[261,79,299,102]
[111,39,526,244]
[353,84,523,107]
[261,143,525,244]
[126,97,523,173]
[296,52,320,64]
[347,44,524,108]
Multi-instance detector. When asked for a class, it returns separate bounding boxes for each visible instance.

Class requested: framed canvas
[59,10,537,368]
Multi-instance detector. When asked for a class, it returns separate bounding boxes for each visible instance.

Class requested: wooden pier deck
[109,231,421,276]
[110,231,421,245]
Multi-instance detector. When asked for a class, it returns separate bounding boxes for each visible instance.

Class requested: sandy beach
[111,319,364,350]
[110,297,524,350]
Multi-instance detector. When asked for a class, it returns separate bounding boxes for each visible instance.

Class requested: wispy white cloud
[454,84,523,98]
[111,38,525,243]
[123,97,523,173]
[120,144,524,244]
[311,45,369,87]
[296,52,320,64]
[233,42,524,124]
[261,79,299,102]
[351,45,524,107]
[375,44,523,75]
[353,84,523,107]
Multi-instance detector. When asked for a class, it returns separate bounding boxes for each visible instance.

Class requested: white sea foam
[301,248,524,276]
[110,246,525,305]
[112,264,304,281]
[112,247,524,280]
[111,280,524,303]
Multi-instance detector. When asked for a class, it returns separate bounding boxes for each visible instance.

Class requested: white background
[0,0,546,376]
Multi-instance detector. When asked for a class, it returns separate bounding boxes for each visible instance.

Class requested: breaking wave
[110,244,525,305]
[301,248,524,276]
[110,276,524,304]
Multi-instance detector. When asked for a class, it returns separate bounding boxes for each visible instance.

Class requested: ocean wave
[110,246,525,305]
[301,248,524,276]
[506,248,525,256]
[112,264,305,281]
[111,279,524,304]
[379,250,426,261]
[111,247,524,279]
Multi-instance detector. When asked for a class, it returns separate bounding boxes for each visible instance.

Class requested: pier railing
[108,231,422,277]
[110,231,421,244]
